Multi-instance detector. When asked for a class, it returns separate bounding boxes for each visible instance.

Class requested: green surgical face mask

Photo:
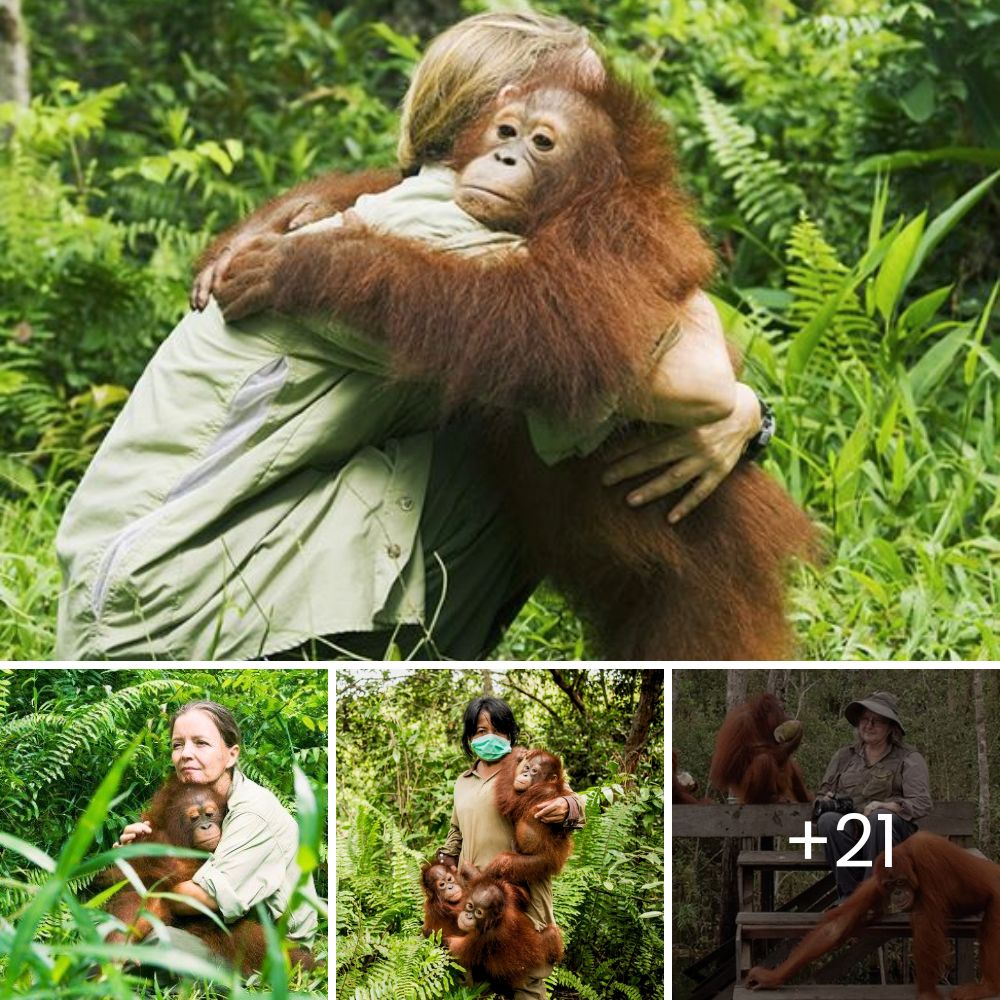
[470,734,512,762]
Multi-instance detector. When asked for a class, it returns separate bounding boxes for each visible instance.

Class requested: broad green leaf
[867,537,906,580]
[964,280,999,385]
[875,395,899,456]
[907,170,1000,283]
[848,570,889,606]
[900,76,935,123]
[908,325,969,401]
[890,437,908,499]
[136,156,173,184]
[834,416,869,502]
[0,833,55,873]
[874,212,926,323]
[195,140,234,175]
[867,170,890,253]
[899,284,952,335]
[858,147,1000,172]
[371,22,422,63]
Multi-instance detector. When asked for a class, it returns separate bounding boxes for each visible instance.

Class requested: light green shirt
[441,760,585,931]
[192,769,318,942]
[54,166,613,659]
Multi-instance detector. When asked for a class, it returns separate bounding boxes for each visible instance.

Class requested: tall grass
[1,176,996,661]
[0,743,327,997]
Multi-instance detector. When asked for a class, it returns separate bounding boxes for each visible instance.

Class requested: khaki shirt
[55,166,614,659]
[192,769,318,942]
[817,742,932,822]
[440,757,584,931]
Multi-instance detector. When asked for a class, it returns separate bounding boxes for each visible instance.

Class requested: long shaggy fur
[268,77,713,420]
[487,749,573,884]
[216,73,818,659]
[746,833,1000,999]
[708,693,809,803]
[449,874,564,994]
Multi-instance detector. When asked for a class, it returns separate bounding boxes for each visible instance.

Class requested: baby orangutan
[211,76,818,661]
[486,748,573,885]
[96,777,228,946]
[449,873,563,997]
[96,777,312,976]
[420,858,480,938]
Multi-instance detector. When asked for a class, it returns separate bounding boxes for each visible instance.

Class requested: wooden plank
[733,987,963,998]
[672,801,975,838]
[738,910,981,938]
[738,850,829,868]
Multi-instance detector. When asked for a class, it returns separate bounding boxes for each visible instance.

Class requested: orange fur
[214,75,818,659]
[449,875,563,993]
[487,749,573,884]
[747,833,1000,1000]
[709,693,809,803]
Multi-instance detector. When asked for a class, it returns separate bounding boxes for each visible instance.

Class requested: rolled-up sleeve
[192,810,287,921]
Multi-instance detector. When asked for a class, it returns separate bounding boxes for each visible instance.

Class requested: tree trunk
[0,0,30,106]
[718,669,749,948]
[974,671,991,854]
[622,668,663,775]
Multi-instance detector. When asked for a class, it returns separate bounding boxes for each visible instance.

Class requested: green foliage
[0,726,326,996]
[336,788,664,1000]
[0,86,188,481]
[337,670,665,999]
[1,0,997,658]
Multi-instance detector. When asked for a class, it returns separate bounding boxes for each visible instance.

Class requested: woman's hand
[113,820,152,847]
[533,797,570,824]
[603,382,763,522]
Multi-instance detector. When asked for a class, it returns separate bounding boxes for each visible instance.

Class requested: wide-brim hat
[845,691,904,734]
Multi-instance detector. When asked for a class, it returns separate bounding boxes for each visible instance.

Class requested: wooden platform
[733,987,980,999]
[738,910,982,940]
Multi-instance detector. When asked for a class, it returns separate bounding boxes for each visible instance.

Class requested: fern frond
[786,213,878,368]
[692,78,807,242]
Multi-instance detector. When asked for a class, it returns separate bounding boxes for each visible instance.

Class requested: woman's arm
[167,879,220,914]
[621,290,738,427]
[605,291,763,521]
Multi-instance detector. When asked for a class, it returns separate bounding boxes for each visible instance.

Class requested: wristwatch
[744,394,775,461]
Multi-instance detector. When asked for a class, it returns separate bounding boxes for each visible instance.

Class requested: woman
[55,12,764,660]
[116,701,318,966]
[813,691,931,901]
[438,696,581,1000]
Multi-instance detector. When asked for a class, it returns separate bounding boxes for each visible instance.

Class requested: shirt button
[386,543,401,559]
[398,496,414,512]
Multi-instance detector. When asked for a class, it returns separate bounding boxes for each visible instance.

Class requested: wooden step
[738,850,831,870]
[733,986,969,998]
[738,910,981,939]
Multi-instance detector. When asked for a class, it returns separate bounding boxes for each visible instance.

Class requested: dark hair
[169,701,241,749]
[460,697,520,759]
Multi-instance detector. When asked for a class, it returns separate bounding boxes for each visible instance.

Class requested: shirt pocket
[861,766,895,803]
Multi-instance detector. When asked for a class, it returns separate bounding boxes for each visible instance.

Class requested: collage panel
[0,665,328,996]
[336,665,666,1000]
[672,666,1000,1000]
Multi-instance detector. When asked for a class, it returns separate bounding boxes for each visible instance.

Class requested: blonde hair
[397,11,597,172]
